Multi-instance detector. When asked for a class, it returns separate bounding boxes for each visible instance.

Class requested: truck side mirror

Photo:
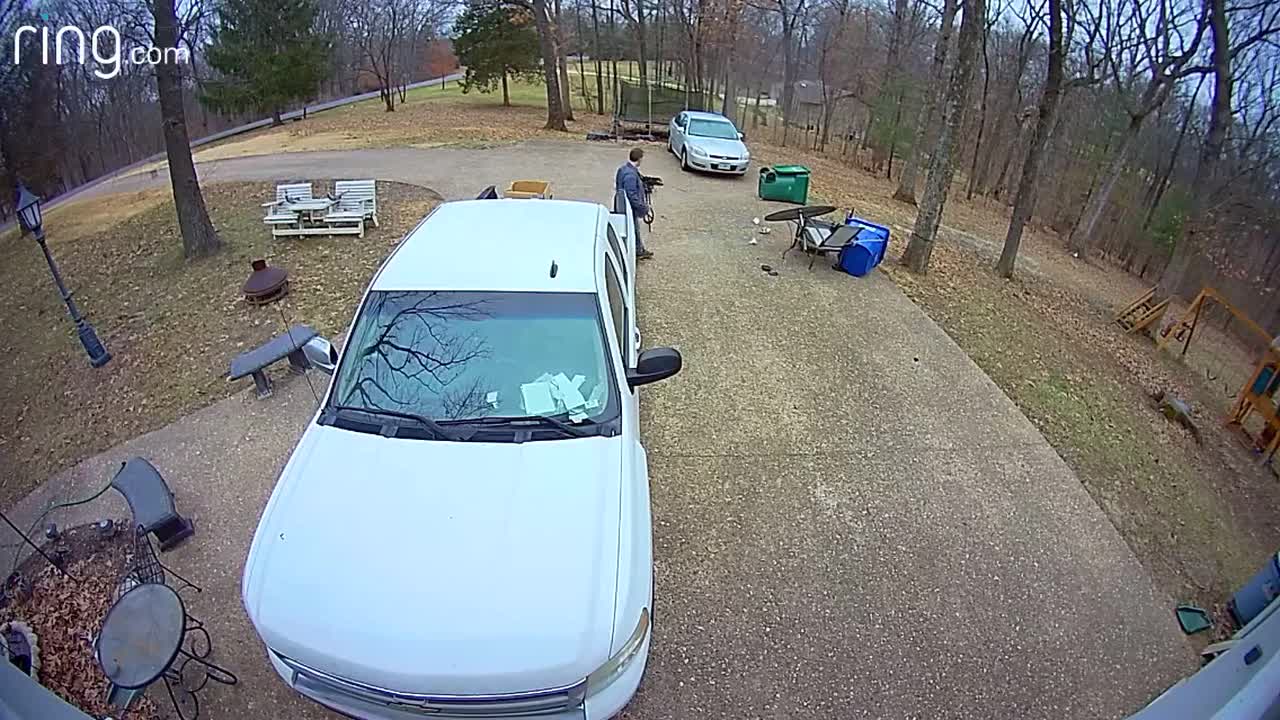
[627,347,682,388]
[301,336,338,375]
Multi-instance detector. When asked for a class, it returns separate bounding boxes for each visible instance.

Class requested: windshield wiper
[329,404,460,441]
[442,413,592,438]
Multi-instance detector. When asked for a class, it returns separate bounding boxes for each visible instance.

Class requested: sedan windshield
[331,291,618,425]
[687,119,739,139]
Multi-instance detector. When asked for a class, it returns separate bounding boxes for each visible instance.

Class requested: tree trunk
[655,0,665,82]
[990,120,1023,198]
[533,0,569,131]
[901,0,985,274]
[720,51,738,125]
[592,0,605,114]
[502,69,510,106]
[821,100,835,151]
[1157,0,1230,300]
[271,108,284,126]
[555,0,575,120]
[1066,117,1140,255]
[975,28,1035,195]
[153,0,220,259]
[966,22,993,200]
[780,20,797,147]
[886,98,903,179]
[997,0,1063,278]
[893,0,957,205]
[633,0,649,87]
[573,5,591,108]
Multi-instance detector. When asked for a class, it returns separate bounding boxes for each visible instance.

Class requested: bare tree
[591,0,607,113]
[1065,0,1212,254]
[813,0,853,151]
[617,0,651,86]
[510,0,570,128]
[995,0,1108,275]
[556,0,576,120]
[901,0,986,273]
[753,0,810,146]
[153,0,221,258]
[892,0,958,204]
[997,0,1065,277]
[1155,0,1276,297]
[969,1,1041,198]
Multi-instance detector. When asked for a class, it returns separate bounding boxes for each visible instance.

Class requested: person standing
[615,148,654,260]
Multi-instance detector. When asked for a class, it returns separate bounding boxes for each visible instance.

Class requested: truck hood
[242,424,624,695]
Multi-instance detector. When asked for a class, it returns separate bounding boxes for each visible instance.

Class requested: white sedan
[242,196,680,719]
[667,110,751,175]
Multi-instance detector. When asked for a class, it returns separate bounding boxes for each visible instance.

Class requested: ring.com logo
[12,14,189,79]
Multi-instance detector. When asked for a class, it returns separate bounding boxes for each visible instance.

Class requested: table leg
[782,222,801,260]
[163,672,201,720]
[160,614,239,720]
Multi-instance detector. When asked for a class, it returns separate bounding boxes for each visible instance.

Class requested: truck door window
[606,224,628,286]
[604,257,628,363]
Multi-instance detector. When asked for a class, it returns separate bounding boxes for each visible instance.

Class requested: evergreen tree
[202,0,331,125]
[453,1,541,107]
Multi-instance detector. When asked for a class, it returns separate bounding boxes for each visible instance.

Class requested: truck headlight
[586,608,649,693]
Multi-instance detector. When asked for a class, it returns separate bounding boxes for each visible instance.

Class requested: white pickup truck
[242,193,679,720]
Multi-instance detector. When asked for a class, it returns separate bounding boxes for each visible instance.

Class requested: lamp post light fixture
[15,184,111,368]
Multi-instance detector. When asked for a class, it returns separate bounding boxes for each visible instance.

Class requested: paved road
[6,141,1195,719]
[24,72,463,220]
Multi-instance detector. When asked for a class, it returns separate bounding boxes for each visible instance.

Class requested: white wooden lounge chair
[262,183,314,233]
[324,180,379,236]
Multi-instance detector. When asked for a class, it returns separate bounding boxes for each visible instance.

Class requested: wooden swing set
[1116,286,1280,461]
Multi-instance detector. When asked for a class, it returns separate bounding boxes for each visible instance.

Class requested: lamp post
[15,184,111,368]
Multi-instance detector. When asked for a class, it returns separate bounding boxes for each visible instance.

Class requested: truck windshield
[687,119,739,139]
[331,290,618,425]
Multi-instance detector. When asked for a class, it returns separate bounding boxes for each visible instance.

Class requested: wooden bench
[321,179,379,237]
[262,182,313,229]
[229,325,320,398]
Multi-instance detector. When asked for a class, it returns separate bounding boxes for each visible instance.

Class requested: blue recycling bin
[1230,551,1280,626]
[837,215,891,277]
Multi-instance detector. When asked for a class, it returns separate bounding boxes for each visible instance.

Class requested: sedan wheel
[680,149,690,172]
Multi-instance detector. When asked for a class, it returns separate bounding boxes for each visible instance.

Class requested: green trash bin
[758,165,811,204]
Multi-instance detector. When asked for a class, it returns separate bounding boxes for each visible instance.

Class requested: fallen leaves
[1,524,159,719]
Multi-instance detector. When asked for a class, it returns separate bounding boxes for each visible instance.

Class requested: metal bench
[228,325,325,399]
[110,457,194,552]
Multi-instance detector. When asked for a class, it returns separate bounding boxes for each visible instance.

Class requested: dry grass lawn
[126,77,614,173]
[0,181,440,507]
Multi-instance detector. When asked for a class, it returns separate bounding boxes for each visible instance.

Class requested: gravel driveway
[6,140,1195,719]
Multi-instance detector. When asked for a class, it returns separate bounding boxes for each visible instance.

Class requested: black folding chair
[800,224,858,270]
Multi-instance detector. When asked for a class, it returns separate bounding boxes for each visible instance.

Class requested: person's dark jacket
[615,162,649,217]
